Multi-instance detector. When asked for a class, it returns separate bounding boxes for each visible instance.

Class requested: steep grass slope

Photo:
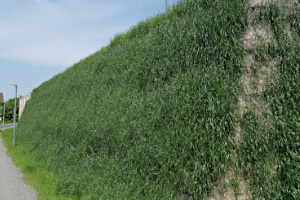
[15,0,299,199]
[238,3,299,199]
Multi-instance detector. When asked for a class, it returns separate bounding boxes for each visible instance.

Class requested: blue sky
[0,0,179,100]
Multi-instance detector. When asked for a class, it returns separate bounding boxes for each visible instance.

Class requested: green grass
[11,0,299,199]
[238,4,300,200]
[16,0,247,198]
[0,128,72,200]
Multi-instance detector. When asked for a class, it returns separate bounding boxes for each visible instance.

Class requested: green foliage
[10,0,300,199]
[13,0,297,199]
[0,98,19,123]
[17,0,247,198]
[0,128,72,200]
[268,7,300,198]
[238,4,300,200]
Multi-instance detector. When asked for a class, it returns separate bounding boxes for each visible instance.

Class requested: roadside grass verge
[0,128,72,200]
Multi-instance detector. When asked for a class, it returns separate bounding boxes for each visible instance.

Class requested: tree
[0,98,19,123]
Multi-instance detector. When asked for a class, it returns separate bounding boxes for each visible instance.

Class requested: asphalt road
[1,123,17,130]
[0,132,37,199]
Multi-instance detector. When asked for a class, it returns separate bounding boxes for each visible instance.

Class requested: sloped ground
[13,0,299,199]
[208,0,299,199]
[15,1,248,199]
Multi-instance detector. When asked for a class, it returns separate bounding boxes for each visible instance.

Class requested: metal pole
[165,0,168,12]
[2,101,4,131]
[11,84,17,146]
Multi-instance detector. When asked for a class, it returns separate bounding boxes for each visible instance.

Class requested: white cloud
[0,0,156,67]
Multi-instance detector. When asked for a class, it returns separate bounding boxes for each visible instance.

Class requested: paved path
[1,123,17,131]
[0,137,37,200]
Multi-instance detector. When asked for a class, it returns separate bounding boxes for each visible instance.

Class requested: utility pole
[11,84,17,146]
[165,0,168,13]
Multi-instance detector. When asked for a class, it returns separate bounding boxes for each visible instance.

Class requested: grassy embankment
[238,4,299,199]
[0,128,72,200]
[1,0,298,199]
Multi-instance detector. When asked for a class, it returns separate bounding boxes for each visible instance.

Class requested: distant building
[0,93,3,103]
[19,93,31,120]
